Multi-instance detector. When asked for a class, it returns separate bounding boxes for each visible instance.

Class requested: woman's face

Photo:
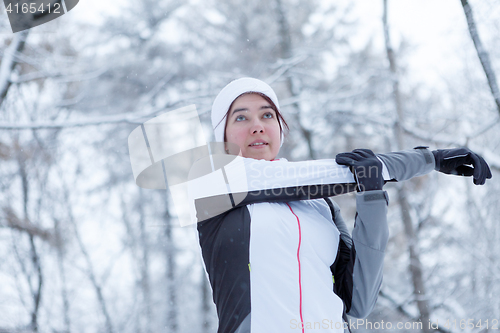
[225,93,281,161]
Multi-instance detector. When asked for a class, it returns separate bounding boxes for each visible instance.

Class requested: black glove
[336,149,384,192]
[432,148,492,185]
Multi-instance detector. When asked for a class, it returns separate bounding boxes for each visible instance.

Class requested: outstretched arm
[377,146,491,185]
[191,147,491,225]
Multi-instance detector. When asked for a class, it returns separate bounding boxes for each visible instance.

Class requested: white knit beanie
[211,77,284,146]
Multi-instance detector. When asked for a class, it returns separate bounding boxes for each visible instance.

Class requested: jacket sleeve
[349,190,389,318]
[191,158,362,224]
[193,148,433,224]
[329,190,389,319]
[377,147,435,182]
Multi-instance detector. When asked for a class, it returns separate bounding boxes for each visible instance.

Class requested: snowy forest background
[0,0,499,332]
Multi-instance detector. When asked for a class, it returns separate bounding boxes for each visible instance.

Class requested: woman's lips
[249,142,268,149]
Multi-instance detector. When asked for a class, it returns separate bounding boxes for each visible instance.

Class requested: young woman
[196,77,491,333]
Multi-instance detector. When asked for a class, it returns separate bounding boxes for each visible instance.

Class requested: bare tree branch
[400,123,500,171]
[12,67,108,84]
[0,93,212,130]
[2,207,55,245]
[379,290,452,333]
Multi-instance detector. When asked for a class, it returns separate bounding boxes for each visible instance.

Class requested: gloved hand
[432,148,492,185]
[336,149,384,192]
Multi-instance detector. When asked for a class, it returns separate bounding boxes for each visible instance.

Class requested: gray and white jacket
[196,148,435,333]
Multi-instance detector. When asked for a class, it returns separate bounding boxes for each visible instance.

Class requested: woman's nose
[251,120,265,134]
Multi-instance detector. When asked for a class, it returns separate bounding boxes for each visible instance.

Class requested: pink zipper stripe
[286,203,304,333]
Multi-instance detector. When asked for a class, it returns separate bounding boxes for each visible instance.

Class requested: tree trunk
[274,0,315,160]
[460,0,500,115]
[17,148,43,333]
[383,1,432,331]
[164,192,178,332]
[54,218,71,333]
[396,187,431,331]
[0,31,29,108]
[138,189,152,333]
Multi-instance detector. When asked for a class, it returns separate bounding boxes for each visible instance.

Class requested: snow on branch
[0,110,158,129]
[0,103,212,130]
[12,67,108,84]
[266,54,308,86]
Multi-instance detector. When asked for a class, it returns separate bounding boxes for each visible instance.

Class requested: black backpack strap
[342,309,351,333]
[324,198,352,248]
[324,197,354,333]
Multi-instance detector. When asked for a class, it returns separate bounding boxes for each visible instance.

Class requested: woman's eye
[263,112,273,119]
[235,115,246,121]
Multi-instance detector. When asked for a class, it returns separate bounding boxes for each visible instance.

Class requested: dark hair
[223,92,289,142]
